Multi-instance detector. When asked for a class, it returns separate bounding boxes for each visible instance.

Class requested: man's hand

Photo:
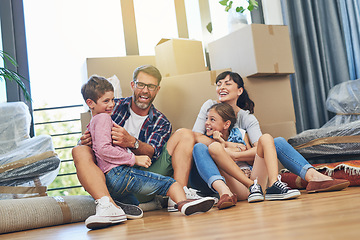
[80,130,92,146]
[134,155,152,168]
[111,123,134,148]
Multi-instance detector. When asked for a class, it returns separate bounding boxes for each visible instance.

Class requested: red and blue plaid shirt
[112,97,172,162]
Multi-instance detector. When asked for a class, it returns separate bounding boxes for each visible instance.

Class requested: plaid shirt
[112,97,172,162]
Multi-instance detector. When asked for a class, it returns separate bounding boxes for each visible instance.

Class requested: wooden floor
[2,187,360,240]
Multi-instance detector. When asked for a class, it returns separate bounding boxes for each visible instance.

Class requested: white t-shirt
[123,107,147,139]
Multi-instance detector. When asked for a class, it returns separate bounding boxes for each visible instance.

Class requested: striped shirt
[112,97,172,162]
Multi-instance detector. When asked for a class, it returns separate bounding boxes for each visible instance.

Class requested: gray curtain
[281,0,351,132]
[339,0,360,80]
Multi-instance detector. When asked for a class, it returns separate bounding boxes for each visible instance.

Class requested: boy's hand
[80,130,92,146]
[135,155,152,168]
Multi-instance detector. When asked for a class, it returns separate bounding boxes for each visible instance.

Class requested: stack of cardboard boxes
[85,24,297,140]
[208,24,297,140]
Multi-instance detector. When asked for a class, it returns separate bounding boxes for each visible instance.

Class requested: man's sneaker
[114,200,143,219]
[168,186,207,212]
[176,197,215,216]
[265,175,301,200]
[248,178,265,203]
[85,196,127,230]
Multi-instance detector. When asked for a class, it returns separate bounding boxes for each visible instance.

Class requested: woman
[190,71,349,204]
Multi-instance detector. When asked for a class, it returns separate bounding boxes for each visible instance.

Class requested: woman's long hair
[215,71,255,114]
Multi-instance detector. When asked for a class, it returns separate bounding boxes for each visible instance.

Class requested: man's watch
[133,138,139,149]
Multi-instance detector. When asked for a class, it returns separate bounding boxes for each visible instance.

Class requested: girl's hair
[215,71,255,114]
[208,102,236,131]
[81,75,114,102]
[133,65,162,84]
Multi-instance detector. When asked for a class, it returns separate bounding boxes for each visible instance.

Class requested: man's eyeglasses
[134,81,158,91]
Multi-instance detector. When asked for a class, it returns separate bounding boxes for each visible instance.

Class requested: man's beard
[133,92,154,110]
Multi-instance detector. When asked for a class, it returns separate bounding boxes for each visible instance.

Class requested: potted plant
[207,0,259,33]
[219,0,258,13]
[0,50,31,102]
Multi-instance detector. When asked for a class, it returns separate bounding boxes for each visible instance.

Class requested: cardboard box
[244,75,295,125]
[86,55,156,98]
[208,24,295,77]
[80,111,91,134]
[153,70,218,131]
[260,121,297,140]
[155,38,207,77]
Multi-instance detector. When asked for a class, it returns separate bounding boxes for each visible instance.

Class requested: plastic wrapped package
[288,120,360,158]
[323,79,360,127]
[0,102,61,199]
[288,79,360,159]
[0,102,31,154]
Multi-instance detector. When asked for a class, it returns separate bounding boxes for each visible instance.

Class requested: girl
[194,102,300,209]
[191,71,349,202]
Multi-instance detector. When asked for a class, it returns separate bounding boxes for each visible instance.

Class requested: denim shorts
[106,165,176,202]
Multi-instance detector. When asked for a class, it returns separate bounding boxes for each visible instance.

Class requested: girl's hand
[135,155,152,168]
[213,131,224,142]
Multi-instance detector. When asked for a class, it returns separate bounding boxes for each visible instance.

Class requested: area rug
[280,160,360,189]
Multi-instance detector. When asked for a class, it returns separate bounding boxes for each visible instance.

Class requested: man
[72,65,199,228]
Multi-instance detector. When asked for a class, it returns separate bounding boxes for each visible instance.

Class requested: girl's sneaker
[248,178,264,203]
[265,175,301,200]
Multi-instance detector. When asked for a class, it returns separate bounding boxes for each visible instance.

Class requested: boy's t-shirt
[87,113,135,173]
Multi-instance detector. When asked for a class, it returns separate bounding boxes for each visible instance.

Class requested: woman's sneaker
[176,197,215,216]
[265,175,301,200]
[248,178,264,203]
[85,196,127,230]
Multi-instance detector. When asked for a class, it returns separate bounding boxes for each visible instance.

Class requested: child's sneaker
[248,178,264,203]
[85,196,127,229]
[265,175,301,200]
[176,197,215,216]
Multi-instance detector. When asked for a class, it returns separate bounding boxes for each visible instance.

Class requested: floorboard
[1,187,359,240]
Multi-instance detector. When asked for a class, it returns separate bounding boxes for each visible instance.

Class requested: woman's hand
[135,155,152,168]
[80,130,92,146]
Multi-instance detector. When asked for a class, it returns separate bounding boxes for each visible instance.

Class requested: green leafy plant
[219,0,258,13]
[0,50,31,102]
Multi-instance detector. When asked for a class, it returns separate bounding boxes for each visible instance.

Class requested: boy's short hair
[81,75,114,102]
[133,65,162,85]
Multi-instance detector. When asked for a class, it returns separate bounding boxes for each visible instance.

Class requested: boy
[81,75,215,229]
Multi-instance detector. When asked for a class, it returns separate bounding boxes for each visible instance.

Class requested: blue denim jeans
[106,165,176,205]
[189,143,226,195]
[274,137,314,180]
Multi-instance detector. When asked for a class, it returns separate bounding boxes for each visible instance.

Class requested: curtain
[338,0,360,80]
[281,0,351,132]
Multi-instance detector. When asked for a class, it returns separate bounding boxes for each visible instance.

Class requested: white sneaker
[168,186,218,212]
[185,186,219,204]
[85,196,127,229]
